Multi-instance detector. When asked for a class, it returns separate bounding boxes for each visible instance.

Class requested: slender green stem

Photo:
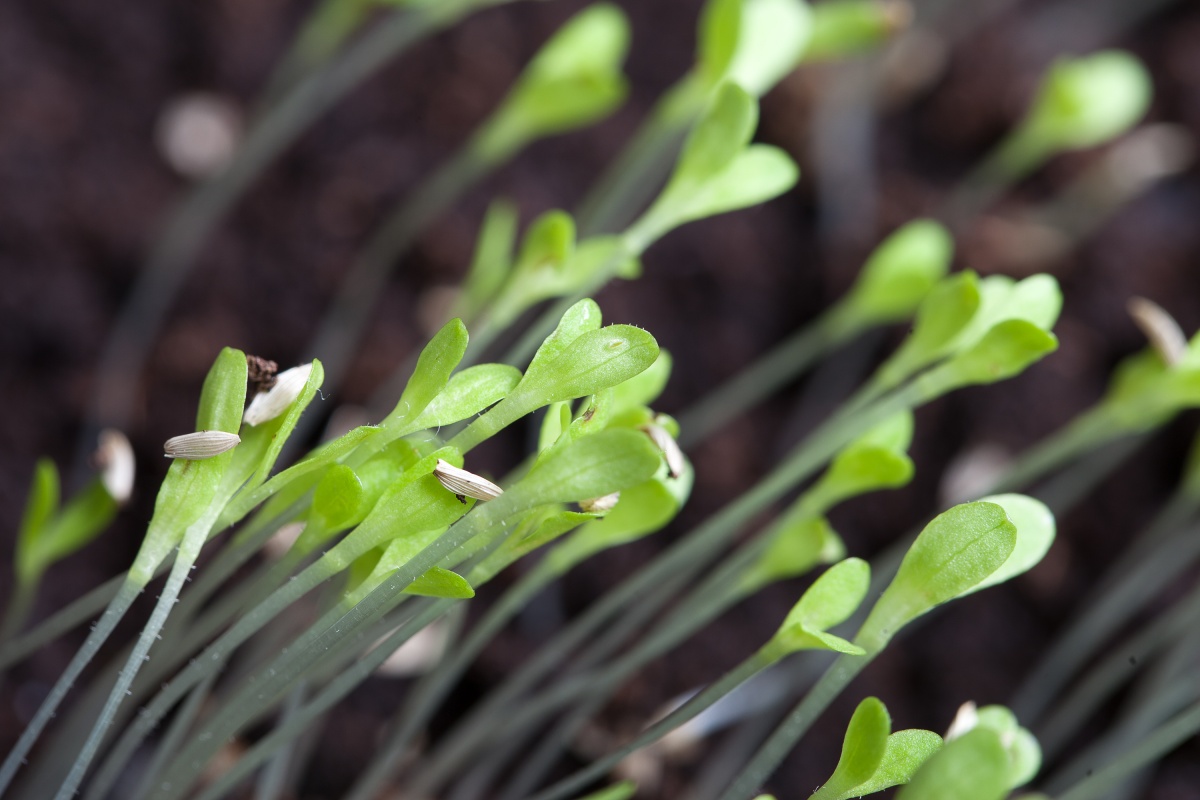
[344,566,553,800]
[129,673,217,800]
[1055,700,1200,800]
[0,577,142,794]
[77,0,473,465]
[527,649,778,800]
[1037,575,1200,759]
[0,572,127,669]
[989,408,1118,494]
[254,681,309,800]
[151,508,502,798]
[408,389,922,796]
[677,310,858,448]
[718,653,871,800]
[0,580,37,645]
[192,599,453,800]
[56,505,221,799]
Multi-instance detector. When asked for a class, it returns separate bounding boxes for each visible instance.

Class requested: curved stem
[527,650,777,800]
[0,577,142,795]
[718,654,871,800]
[128,673,217,800]
[1055,700,1200,800]
[76,0,473,473]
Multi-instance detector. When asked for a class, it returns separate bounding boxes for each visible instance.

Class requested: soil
[3,0,1200,797]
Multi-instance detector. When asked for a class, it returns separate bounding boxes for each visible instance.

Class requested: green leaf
[879,271,981,386]
[16,459,60,580]
[132,348,248,582]
[312,464,365,529]
[737,515,844,596]
[816,697,891,799]
[943,274,1062,360]
[539,402,573,452]
[546,469,692,573]
[803,0,907,63]
[964,494,1055,596]
[858,502,1016,652]
[474,4,630,162]
[726,0,811,96]
[842,729,945,799]
[221,425,376,531]
[610,349,673,415]
[811,446,914,510]
[969,705,1041,789]
[1025,50,1152,151]
[525,298,605,380]
[221,360,325,503]
[406,364,523,431]
[853,410,915,453]
[458,199,518,320]
[18,480,116,586]
[842,220,953,325]
[697,0,743,82]
[925,319,1058,391]
[196,346,249,434]
[767,558,870,657]
[676,82,759,184]
[656,145,800,233]
[897,728,1009,800]
[513,428,663,507]
[386,318,470,429]
[516,210,576,274]
[405,566,475,599]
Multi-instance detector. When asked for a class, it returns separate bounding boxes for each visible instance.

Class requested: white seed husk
[1128,297,1187,367]
[243,363,313,426]
[433,459,503,501]
[944,701,978,741]
[163,431,241,460]
[579,492,620,514]
[95,428,135,504]
[641,423,685,479]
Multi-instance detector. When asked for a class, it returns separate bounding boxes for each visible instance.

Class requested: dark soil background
[3,0,1200,797]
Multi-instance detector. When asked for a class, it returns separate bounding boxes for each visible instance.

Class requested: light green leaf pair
[382,318,470,435]
[881,272,1062,392]
[814,697,944,800]
[1094,338,1200,432]
[455,200,519,322]
[628,83,799,247]
[896,728,1010,800]
[954,705,1042,790]
[992,50,1151,180]
[737,516,845,596]
[451,300,660,452]
[763,558,870,659]
[473,4,630,162]
[839,220,954,327]
[856,496,1054,653]
[15,461,116,589]
[699,0,812,96]
[806,412,916,510]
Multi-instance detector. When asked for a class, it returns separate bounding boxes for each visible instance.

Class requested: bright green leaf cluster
[762,558,871,659]
[473,4,631,163]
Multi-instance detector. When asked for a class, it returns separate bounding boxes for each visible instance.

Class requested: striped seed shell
[579,492,620,514]
[433,459,503,502]
[641,423,685,479]
[163,431,241,459]
[243,363,313,426]
[1128,297,1187,367]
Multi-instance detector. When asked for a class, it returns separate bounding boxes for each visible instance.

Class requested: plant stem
[0,573,125,669]
[718,653,871,800]
[76,0,474,474]
[1055,700,1200,800]
[192,599,453,800]
[0,577,142,795]
[677,309,858,448]
[129,673,217,800]
[526,649,778,800]
[55,501,222,799]
[0,580,38,648]
[344,566,553,800]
